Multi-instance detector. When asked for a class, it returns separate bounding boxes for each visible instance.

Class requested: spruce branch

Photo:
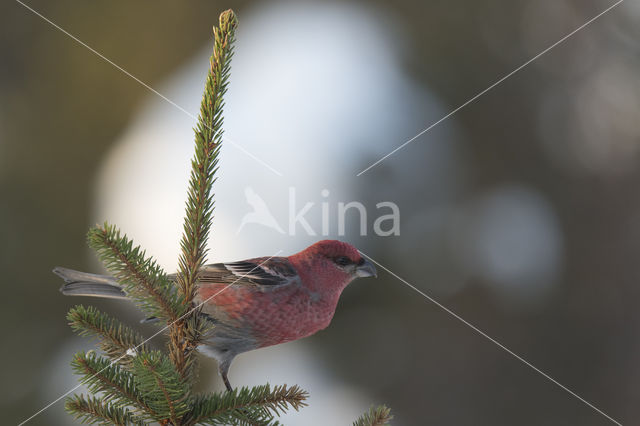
[187,384,308,425]
[67,305,148,365]
[65,394,143,426]
[353,405,393,426]
[87,223,185,322]
[132,351,191,422]
[187,405,275,426]
[171,9,238,380]
[71,351,154,418]
[178,9,237,301]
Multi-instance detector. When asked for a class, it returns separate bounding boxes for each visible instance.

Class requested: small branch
[171,9,238,381]
[132,351,190,423]
[67,305,147,365]
[71,352,155,417]
[353,405,393,426]
[144,358,177,422]
[189,384,309,424]
[88,224,182,321]
[65,394,141,426]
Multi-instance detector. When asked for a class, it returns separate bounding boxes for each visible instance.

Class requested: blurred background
[2,0,639,424]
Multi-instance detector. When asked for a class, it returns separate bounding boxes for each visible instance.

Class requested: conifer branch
[132,351,190,422]
[71,352,155,418]
[178,8,237,301]
[188,384,308,425]
[171,9,238,380]
[65,394,143,426]
[87,223,185,321]
[67,305,147,365]
[353,405,393,426]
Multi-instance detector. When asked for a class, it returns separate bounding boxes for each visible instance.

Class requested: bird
[54,240,377,391]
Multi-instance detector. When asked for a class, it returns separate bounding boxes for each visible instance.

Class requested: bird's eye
[335,256,351,266]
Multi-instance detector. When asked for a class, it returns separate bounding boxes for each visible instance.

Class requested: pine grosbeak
[55,240,377,390]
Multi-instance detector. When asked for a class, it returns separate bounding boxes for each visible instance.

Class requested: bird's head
[289,240,377,293]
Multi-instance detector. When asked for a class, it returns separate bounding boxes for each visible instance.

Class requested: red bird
[55,240,377,390]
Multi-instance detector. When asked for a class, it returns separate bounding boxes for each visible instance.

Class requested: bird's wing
[198,256,300,288]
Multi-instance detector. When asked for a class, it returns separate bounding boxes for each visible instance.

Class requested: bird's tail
[53,266,127,299]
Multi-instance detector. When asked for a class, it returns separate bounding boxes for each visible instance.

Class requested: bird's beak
[355,258,377,278]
